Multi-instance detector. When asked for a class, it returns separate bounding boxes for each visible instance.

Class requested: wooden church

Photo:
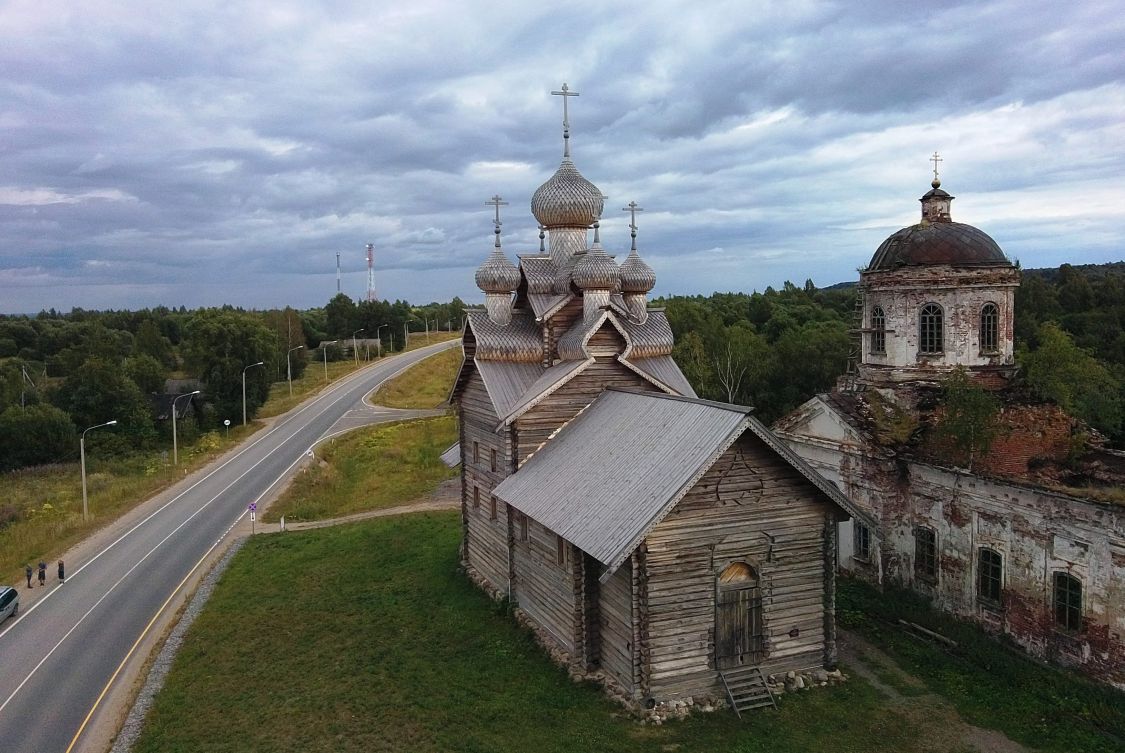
[451,86,875,713]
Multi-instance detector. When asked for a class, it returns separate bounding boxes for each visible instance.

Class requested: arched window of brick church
[1053,572,1082,632]
[977,548,1002,604]
[980,303,999,353]
[870,306,886,354]
[914,526,937,582]
[919,303,944,354]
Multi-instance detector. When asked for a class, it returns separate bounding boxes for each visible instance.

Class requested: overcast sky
[1,1,1122,314]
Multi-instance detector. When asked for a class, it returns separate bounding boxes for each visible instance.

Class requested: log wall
[599,558,635,694]
[511,516,578,653]
[643,432,834,699]
[461,372,513,593]
[515,354,655,464]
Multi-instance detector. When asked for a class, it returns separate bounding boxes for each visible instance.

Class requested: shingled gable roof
[493,389,877,582]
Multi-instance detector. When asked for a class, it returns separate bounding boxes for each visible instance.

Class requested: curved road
[0,339,459,753]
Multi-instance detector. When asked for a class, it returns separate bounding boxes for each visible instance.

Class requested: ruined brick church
[451,87,874,713]
[775,172,1125,687]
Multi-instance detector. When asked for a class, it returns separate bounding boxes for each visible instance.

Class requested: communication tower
[365,243,376,302]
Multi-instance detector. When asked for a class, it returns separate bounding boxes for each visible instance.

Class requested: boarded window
[980,303,999,352]
[556,535,566,566]
[854,523,871,561]
[914,527,937,582]
[473,486,480,508]
[473,441,479,464]
[977,548,1002,603]
[870,306,886,354]
[489,496,497,521]
[490,448,497,473]
[1053,572,1082,631]
[519,513,528,542]
[919,303,944,354]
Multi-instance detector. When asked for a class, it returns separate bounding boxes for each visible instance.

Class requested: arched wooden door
[715,562,765,669]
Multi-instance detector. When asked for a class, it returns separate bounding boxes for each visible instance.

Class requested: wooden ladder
[718,666,777,719]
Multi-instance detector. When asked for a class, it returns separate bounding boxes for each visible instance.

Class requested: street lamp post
[172,390,201,466]
[322,340,337,382]
[352,328,365,366]
[81,419,117,521]
[376,325,388,358]
[242,361,264,426]
[287,345,305,397]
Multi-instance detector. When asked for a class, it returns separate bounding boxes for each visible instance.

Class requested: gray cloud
[0,0,1122,313]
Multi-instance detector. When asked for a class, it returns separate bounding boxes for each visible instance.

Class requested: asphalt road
[0,339,459,753]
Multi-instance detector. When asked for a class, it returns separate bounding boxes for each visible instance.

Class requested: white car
[0,586,18,624]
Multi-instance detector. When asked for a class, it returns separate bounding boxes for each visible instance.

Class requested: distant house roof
[494,389,874,580]
[150,393,198,421]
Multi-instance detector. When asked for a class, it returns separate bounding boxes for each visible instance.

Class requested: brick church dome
[867,180,1011,270]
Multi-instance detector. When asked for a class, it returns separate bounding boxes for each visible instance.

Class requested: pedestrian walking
[25,564,32,588]
[57,560,65,584]
[37,560,46,586]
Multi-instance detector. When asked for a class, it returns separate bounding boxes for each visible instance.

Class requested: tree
[53,357,156,451]
[125,354,168,395]
[325,293,357,339]
[933,367,1002,469]
[182,310,276,424]
[672,331,713,399]
[1018,322,1123,440]
[0,403,77,471]
[135,319,175,368]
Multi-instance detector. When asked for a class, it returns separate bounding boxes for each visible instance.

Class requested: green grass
[263,415,459,523]
[0,425,258,581]
[134,512,970,753]
[369,345,463,409]
[839,578,1125,753]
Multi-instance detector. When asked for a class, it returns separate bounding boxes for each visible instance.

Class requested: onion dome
[572,222,619,290]
[619,217,655,293]
[531,159,605,228]
[867,178,1010,270]
[475,227,521,293]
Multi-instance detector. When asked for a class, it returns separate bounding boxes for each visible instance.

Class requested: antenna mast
[336,252,341,294]
[365,243,376,302]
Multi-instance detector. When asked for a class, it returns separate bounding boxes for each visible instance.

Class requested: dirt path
[838,630,1032,753]
[276,478,460,532]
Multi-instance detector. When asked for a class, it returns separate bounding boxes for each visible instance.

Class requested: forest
[658,261,1125,443]
[0,294,467,471]
[0,261,1121,473]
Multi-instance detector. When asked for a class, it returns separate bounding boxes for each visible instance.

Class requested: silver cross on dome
[930,151,943,183]
[485,194,509,246]
[622,201,644,250]
[551,83,579,158]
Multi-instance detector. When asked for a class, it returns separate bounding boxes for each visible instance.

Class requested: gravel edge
[110,537,248,753]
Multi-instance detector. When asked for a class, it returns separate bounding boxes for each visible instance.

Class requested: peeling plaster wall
[778,419,1125,688]
[859,265,1018,384]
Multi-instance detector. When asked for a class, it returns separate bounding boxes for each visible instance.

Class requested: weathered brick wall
[777,405,1125,689]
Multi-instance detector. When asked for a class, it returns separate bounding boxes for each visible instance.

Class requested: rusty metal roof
[868,222,1010,270]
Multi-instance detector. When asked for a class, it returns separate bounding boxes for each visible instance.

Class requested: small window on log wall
[914,527,937,582]
[473,441,479,464]
[489,496,497,521]
[490,448,497,473]
[556,535,566,566]
[977,548,1002,603]
[1053,572,1082,632]
[980,303,999,353]
[473,486,479,508]
[519,514,528,542]
[853,523,871,561]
